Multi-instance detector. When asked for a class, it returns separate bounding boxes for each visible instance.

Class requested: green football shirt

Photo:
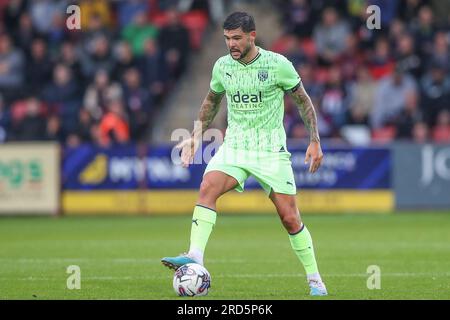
[210,47,301,152]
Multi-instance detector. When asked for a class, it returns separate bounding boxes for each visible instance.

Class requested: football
[173,263,211,297]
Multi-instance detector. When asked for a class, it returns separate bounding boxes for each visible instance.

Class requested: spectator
[368,37,395,80]
[45,114,64,143]
[284,97,301,139]
[411,121,429,143]
[399,0,426,23]
[313,7,351,65]
[84,69,123,121]
[283,0,315,39]
[13,13,37,55]
[117,0,149,28]
[139,38,168,103]
[420,60,450,126]
[81,12,113,51]
[289,121,310,139]
[113,41,138,82]
[3,0,28,34]
[26,38,53,95]
[10,97,46,141]
[395,32,422,78]
[42,64,80,133]
[98,98,130,147]
[0,33,25,101]
[348,66,377,125]
[428,31,449,69]
[47,9,69,48]
[283,36,307,68]
[58,41,83,87]
[122,11,158,56]
[80,34,115,79]
[122,67,152,141]
[297,63,322,103]
[410,5,436,58]
[158,8,190,79]
[338,33,366,81]
[79,0,113,30]
[67,108,95,147]
[42,64,79,106]
[29,0,62,35]
[389,19,408,47]
[286,62,331,138]
[396,91,423,139]
[370,64,417,128]
[432,110,450,143]
[320,65,348,133]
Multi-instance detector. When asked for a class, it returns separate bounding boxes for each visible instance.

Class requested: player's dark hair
[223,12,255,33]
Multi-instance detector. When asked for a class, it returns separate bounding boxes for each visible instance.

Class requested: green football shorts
[204,145,297,195]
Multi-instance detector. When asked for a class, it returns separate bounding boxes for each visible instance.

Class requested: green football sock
[289,225,319,275]
[189,205,217,256]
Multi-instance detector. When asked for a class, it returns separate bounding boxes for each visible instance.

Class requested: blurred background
[0,0,449,215]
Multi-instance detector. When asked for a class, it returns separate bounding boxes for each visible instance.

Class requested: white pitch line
[0,272,448,282]
[0,258,248,264]
[1,258,449,266]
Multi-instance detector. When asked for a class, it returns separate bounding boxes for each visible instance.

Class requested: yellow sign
[63,190,393,215]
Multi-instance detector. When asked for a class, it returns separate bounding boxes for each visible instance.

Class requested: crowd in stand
[0,0,209,146]
[275,0,450,144]
[0,0,448,146]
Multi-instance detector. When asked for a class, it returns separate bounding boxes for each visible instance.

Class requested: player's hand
[175,137,201,168]
[304,141,323,173]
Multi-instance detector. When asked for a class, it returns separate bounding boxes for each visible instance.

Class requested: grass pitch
[0,212,449,300]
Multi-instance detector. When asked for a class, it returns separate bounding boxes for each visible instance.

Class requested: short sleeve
[278,56,301,92]
[210,60,225,94]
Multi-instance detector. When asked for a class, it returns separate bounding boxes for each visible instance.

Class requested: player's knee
[198,179,221,201]
[281,211,301,232]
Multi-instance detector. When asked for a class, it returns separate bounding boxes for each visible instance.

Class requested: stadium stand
[274,0,449,144]
[0,0,211,145]
[0,0,448,145]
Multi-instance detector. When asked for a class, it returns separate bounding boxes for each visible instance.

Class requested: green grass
[0,213,449,300]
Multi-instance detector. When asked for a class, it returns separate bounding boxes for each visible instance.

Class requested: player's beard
[230,42,252,61]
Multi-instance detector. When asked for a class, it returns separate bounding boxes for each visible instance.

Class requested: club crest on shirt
[258,70,268,82]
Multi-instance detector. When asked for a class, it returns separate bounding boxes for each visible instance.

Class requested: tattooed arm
[192,90,225,139]
[288,84,320,143]
[177,90,224,167]
[288,83,323,173]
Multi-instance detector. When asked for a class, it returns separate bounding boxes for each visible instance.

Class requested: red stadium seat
[314,68,330,84]
[150,11,170,28]
[432,126,450,143]
[149,10,208,50]
[371,126,397,143]
[10,99,48,122]
[0,0,8,21]
[180,10,209,50]
[299,38,316,59]
[368,61,395,80]
[10,101,27,122]
[270,35,295,54]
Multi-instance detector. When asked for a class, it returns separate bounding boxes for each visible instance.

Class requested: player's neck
[239,46,259,64]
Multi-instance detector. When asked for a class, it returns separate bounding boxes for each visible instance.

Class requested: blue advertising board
[62,144,390,190]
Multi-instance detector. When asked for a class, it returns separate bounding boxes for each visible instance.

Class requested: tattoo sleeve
[288,84,320,143]
[192,90,224,139]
